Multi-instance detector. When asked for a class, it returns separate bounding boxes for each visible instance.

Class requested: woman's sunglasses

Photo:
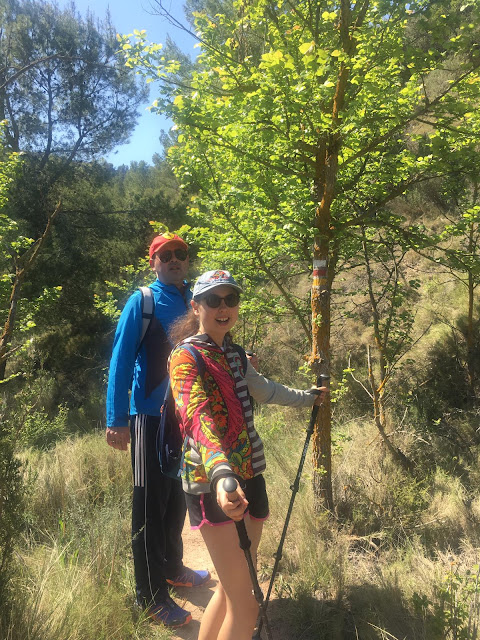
[202,292,240,308]
[157,248,188,263]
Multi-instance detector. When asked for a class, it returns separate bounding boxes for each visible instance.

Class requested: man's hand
[312,386,329,406]
[106,426,130,450]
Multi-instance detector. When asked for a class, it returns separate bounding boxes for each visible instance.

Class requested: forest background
[0,0,479,639]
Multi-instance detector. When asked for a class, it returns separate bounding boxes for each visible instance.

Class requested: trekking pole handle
[317,373,330,388]
[309,375,330,407]
[223,476,239,495]
[307,374,330,431]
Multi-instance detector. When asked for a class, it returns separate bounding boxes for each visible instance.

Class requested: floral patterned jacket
[169,334,317,495]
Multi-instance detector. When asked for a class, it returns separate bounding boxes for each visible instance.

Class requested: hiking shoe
[166,567,211,588]
[147,596,192,628]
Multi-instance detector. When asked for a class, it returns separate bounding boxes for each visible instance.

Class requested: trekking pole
[253,374,330,640]
[223,476,274,640]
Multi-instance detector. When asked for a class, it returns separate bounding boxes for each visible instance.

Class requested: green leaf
[299,41,315,55]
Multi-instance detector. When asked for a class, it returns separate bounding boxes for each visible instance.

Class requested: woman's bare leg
[197,585,226,640]
[198,517,263,640]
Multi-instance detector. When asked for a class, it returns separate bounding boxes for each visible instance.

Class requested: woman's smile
[192,285,240,345]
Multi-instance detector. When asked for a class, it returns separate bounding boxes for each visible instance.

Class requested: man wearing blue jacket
[106,232,209,628]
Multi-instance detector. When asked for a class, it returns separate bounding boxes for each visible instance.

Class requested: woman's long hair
[168,305,235,346]
[169,308,200,345]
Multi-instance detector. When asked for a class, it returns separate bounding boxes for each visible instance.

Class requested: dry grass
[3,434,171,640]
[256,408,480,639]
[3,408,480,640]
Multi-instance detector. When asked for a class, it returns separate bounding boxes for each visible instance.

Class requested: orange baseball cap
[149,232,188,259]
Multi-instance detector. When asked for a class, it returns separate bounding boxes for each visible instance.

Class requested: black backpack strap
[232,343,249,376]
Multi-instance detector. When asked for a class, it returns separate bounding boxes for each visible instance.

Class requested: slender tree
[0,137,24,620]
[359,227,421,471]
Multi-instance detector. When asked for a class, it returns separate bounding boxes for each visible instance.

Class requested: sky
[56,0,197,166]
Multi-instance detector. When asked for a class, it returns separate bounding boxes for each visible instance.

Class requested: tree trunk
[311,225,333,510]
[0,268,25,380]
[310,34,351,512]
[310,138,337,511]
[310,0,366,511]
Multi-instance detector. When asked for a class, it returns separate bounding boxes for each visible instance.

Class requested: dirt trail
[170,523,218,640]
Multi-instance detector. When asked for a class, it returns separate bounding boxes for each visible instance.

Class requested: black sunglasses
[202,292,240,308]
[157,248,188,263]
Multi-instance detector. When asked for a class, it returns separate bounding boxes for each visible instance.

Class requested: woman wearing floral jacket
[169,270,327,640]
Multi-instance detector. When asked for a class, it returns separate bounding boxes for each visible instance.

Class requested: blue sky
[56,0,197,166]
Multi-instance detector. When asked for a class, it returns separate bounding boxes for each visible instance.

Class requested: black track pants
[130,414,187,606]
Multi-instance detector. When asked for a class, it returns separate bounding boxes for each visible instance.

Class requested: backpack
[137,286,185,478]
[157,343,249,480]
[157,345,205,479]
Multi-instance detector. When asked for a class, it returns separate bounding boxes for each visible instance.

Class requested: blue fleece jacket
[106,279,191,427]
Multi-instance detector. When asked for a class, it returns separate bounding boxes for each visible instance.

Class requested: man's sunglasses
[202,292,240,308]
[157,248,188,263]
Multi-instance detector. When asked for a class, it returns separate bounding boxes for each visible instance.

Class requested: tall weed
[6,406,480,640]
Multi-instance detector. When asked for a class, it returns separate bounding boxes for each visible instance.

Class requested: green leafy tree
[2,158,186,430]
[0,198,61,381]
[0,136,25,623]
[122,0,480,508]
[0,0,152,422]
[0,0,146,163]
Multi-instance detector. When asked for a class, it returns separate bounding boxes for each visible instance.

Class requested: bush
[7,404,480,640]
[19,404,69,449]
[0,429,25,631]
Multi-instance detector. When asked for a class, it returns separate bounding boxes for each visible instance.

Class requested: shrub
[19,405,69,449]
[0,429,25,631]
